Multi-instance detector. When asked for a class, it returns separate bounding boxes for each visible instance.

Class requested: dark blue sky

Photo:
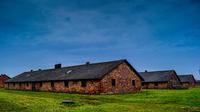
[0,0,200,79]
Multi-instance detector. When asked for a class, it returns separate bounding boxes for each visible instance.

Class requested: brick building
[0,74,10,88]
[139,70,182,89]
[5,59,143,94]
[196,80,200,86]
[178,74,196,88]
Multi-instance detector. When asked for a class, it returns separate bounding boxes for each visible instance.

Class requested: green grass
[0,87,200,112]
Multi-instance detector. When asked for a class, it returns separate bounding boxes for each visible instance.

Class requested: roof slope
[0,74,10,79]
[178,75,196,83]
[139,70,177,82]
[6,59,143,83]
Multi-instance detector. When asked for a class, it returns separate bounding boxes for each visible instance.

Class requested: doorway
[32,82,36,91]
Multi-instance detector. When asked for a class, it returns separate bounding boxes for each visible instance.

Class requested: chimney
[86,61,90,65]
[30,70,33,72]
[145,70,148,72]
[55,64,62,69]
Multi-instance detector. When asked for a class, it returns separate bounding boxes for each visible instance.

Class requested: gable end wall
[100,62,142,94]
[0,76,10,88]
[168,72,182,88]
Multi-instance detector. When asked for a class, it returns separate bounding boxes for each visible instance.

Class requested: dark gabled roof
[6,59,143,83]
[139,70,179,83]
[0,74,11,79]
[178,74,196,83]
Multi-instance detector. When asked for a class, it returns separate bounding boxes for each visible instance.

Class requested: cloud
[0,0,200,79]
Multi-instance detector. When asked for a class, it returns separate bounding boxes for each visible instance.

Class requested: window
[132,80,135,86]
[26,83,29,86]
[64,81,69,87]
[19,83,21,87]
[112,79,116,87]
[81,80,87,87]
[142,82,144,86]
[155,82,158,86]
[40,82,42,87]
[66,70,72,74]
[51,82,54,87]
[13,83,15,87]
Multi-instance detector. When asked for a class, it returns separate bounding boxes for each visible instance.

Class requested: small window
[81,80,87,87]
[112,79,116,87]
[132,80,135,86]
[19,83,21,87]
[142,82,144,86]
[64,81,69,87]
[155,82,158,86]
[51,82,54,87]
[26,83,29,86]
[13,83,15,87]
[66,70,72,74]
[40,82,42,87]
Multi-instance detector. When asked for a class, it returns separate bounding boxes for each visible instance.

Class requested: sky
[0,0,200,79]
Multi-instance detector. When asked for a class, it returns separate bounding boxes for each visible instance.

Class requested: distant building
[0,74,10,88]
[140,70,182,89]
[5,59,144,94]
[196,80,200,86]
[178,75,196,88]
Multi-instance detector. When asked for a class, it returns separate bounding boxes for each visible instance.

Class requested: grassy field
[0,87,200,112]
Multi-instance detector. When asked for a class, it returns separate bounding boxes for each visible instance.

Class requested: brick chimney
[85,62,90,65]
[55,64,62,69]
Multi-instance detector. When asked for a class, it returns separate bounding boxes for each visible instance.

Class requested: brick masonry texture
[5,81,101,94]
[182,82,196,88]
[142,82,168,89]
[0,76,10,88]
[100,62,142,93]
[5,62,142,94]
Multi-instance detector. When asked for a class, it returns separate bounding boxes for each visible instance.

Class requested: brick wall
[196,81,200,86]
[182,82,196,88]
[39,81,101,94]
[0,76,10,88]
[5,80,101,94]
[191,82,196,87]
[0,80,4,88]
[169,73,181,88]
[142,82,168,89]
[100,62,142,94]
[182,82,190,88]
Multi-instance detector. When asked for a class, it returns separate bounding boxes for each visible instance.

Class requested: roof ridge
[179,74,193,76]
[23,59,126,74]
[140,70,174,73]
[6,59,129,83]
[0,74,10,78]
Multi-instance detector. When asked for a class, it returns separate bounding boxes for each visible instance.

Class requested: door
[120,78,128,93]
[32,82,36,91]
